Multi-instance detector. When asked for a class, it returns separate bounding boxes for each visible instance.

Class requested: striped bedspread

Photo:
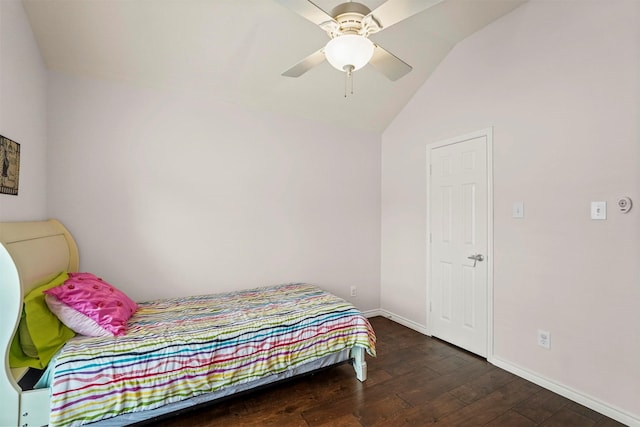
[48,283,376,427]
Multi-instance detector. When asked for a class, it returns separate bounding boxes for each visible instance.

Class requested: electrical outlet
[537,330,550,349]
[350,286,357,297]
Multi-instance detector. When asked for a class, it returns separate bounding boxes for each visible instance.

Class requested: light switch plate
[591,201,607,220]
[512,202,524,218]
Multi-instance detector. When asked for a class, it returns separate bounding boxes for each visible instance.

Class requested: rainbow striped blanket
[47,283,376,427]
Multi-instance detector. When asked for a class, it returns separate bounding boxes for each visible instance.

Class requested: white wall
[47,72,381,310]
[0,0,48,221]
[382,0,639,422]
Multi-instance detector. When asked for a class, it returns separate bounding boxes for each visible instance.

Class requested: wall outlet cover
[537,329,551,349]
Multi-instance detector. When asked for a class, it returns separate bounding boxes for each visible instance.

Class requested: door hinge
[430,301,432,312]
[429,164,432,176]
[429,233,432,244]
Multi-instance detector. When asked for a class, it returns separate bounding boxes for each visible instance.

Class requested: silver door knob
[467,254,484,267]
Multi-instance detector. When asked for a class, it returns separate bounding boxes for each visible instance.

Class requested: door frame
[426,127,494,360]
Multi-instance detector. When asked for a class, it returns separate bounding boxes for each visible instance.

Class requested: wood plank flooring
[147,316,624,426]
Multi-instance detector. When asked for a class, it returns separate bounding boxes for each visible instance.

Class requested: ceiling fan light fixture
[324,34,374,73]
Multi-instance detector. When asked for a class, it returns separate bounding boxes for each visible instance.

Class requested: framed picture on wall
[0,135,20,196]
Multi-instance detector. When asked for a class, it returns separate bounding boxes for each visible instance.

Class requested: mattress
[45,283,376,427]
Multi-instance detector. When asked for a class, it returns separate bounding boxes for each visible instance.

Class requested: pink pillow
[45,294,111,337]
[44,273,137,336]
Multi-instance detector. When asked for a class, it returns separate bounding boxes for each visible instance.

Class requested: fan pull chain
[344,71,347,98]
[350,69,354,95]
[344,65,355,98]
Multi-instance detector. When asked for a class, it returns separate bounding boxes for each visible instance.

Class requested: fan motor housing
[331,2,371,35]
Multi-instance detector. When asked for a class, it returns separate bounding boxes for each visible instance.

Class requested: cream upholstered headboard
[0,219,79,427]
[0,219,79,293]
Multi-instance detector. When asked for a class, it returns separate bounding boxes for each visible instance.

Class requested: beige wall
[46,72,381,310]
[381,0,639,422]
[0,0,48,221]
[5,0,640,421]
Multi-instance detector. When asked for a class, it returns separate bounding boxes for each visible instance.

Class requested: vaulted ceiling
[23,0,526,132]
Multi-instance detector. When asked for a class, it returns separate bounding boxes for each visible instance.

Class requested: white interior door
[427,129,492,357]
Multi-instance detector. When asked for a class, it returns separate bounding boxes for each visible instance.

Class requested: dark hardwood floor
[150,316,624,426]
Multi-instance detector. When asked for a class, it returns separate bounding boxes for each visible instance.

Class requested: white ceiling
[23,0,526,132]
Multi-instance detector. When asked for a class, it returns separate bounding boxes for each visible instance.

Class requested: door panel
[429,134,488,357]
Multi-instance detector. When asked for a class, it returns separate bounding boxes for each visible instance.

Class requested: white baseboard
[363,309,639,427]
[489,357,639,427]
[361,309,383,318]
[369,309,429,336]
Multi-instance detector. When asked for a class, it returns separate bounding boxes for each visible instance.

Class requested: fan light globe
[324,35,374,72]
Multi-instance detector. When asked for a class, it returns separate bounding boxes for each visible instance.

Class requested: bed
[0,219,375,427]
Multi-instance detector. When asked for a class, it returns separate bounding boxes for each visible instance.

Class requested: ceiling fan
[275,0,443,81]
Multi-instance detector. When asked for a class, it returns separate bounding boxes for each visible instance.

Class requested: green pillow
[9,271,76,369]
[19,309,38,358]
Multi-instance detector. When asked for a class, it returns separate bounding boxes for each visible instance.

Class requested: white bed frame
[0,219,367,427]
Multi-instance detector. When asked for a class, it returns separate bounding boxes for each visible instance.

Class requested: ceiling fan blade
[273,0,338,31]
[369,44,412,81]
[282,48,326,77]
[367,0,444,31]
